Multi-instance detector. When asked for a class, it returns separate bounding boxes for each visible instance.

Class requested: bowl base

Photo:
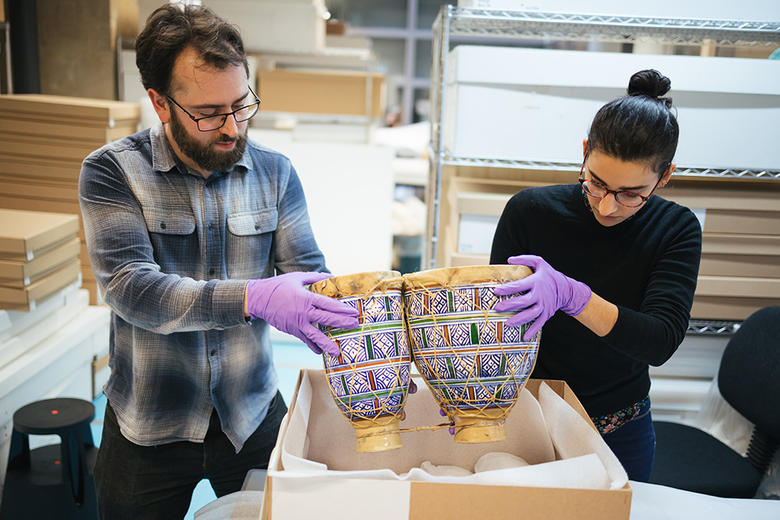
[353,418,402,452]
[453,409,507,443]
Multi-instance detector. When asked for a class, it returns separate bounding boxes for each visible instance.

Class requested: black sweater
[490,184,702,417]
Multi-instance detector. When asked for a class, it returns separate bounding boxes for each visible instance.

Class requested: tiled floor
[90,337,321,519]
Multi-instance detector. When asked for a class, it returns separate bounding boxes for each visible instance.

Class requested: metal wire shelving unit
[426,5,780,335]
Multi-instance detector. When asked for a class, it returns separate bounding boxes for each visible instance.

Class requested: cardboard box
[701,233,780,256]
[443,46,780,170]
[0,115,136,142]
[696,275,780,299]
[0,95,140,124]
[0,237,80,286]
[691,295,780,321]
[0,178,78,202]
[258,69,386,118]
[448,252,490,267]
[262,369,632,520]
[0,209,79,258]
[660,183,780,213]
[0,134,102,162]
[0,196,82,216]
[693,209,780,236]
[0,259,81,308]
[699,253,780,278]
[0,154,82,182]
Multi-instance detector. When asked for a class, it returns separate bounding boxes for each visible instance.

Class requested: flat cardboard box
[0,178,78,202]
[0,154,82,182]
[696,275,780,299]
[0,209,79,258]
[0,95,140,124]
[0,133,101,162]
[699,253,780,278]
[448,252,490,267]
[0,116,136,142]
[690,209,779,236]
[660,183,780,213]
[0,196,83,217]
[0,237,80,285]
[702,233,780,256]
[258,69,386,118]
[0,260,80,307]
[691,295,780,321]
[262,369,632,520]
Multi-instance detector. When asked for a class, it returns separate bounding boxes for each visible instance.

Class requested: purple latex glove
[246,272,358,356]
[493,255,592,341]
[439,408,455,435]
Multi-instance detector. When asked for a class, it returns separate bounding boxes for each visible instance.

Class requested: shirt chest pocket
[226,208,278,279]
[142,208,198,274]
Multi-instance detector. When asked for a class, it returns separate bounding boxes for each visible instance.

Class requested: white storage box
[205,0,327,53]
[456,0,780,21]
[443,46,780,170]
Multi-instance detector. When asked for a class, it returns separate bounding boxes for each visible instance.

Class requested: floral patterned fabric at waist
[590,396,650,436]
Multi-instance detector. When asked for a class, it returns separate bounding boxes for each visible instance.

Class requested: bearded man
[78,5,356,518]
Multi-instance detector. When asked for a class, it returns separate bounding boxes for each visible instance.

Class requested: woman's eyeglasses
[579,154,663,208]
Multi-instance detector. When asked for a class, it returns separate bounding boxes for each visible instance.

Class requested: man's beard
[169,110,247,173]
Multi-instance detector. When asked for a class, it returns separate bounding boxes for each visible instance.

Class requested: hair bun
[628,69,671,105]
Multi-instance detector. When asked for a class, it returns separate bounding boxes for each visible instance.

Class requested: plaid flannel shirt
[79,123,326,451]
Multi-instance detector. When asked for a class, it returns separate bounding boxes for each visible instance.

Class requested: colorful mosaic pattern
[322,290,410,421]
[404,282,540,412]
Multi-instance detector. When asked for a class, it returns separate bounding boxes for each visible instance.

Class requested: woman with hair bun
[490,69,702,481]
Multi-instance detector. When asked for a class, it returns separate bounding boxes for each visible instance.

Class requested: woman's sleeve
[604,209,702,366]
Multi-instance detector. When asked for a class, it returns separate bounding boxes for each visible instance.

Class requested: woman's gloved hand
[493,255,592,341]
[245,272,359,355]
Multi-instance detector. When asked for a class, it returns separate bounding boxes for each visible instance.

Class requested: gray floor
[90,338,322,519]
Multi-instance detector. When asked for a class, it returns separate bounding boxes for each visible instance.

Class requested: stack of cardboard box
[0,209,80,310]
[447,172,780,322]
[0,94,140,303]
[662,180,780,320]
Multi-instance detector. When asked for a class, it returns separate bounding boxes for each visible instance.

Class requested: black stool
[1,398,98,519]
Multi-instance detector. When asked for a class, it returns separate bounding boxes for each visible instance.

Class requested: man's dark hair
[587,69,679,177]
[135,4,248,95]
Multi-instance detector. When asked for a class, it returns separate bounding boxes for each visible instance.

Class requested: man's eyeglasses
[579,154,663,208]
[166,86,261,132]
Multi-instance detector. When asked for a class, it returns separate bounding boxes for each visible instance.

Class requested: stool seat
[14,398,94,435]
[1,397,98,519]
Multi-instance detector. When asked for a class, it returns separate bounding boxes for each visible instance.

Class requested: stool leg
[59,431,87,506]
[7,430,30,470]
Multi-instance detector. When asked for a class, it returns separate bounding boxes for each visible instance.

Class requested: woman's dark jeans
[602,400,656,482]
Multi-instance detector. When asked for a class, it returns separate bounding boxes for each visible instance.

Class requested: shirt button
[160,222,166,230]
[254,224,260,231]
[210,350,216,356]
[208,223,215,230]
[209,268,216,275]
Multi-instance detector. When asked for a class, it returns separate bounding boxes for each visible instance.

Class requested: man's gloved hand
[493,255,592,341]
[246,272,358,356]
